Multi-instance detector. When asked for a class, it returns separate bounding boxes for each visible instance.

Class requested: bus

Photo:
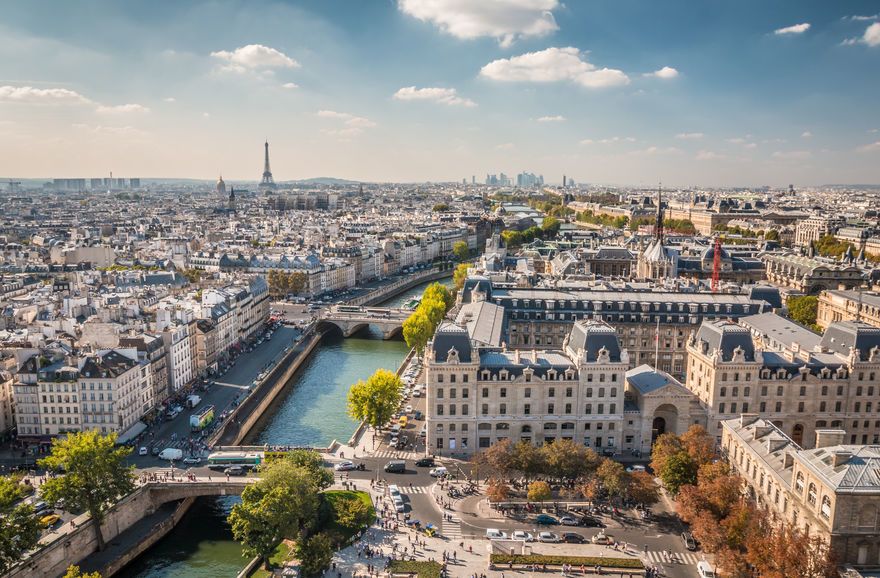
[336,305,362,313]
[207,451,264,471]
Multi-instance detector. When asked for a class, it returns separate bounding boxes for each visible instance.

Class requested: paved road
[127,324,301,469]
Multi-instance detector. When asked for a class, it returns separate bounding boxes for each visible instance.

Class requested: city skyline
[1,0,879,186]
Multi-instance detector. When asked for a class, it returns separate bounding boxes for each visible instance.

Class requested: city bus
[207,451,264,471]
[336,305,362,313]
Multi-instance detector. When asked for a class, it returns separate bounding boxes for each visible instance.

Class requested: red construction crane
[711,236,722,293]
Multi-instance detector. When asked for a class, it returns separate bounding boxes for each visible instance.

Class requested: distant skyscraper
[216,175,226,195]
[563,175,567,187]
[259,141,276,191]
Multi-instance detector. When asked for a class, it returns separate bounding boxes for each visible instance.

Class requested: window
[499,403,507,415]
[450,388,457,399]
[462,388,469,399]
[437,374,443,383]
[524,388,531,398]
[565,403,572,414]
[461,404,469,415]
[796,472,804,492]
[547,403,555,414]
[586,388,593,398]
[437,388,444,399]
[821,495,831,519]
[566,387,573,397]
[436,405,444,416]
[482,388,489,398]
[777,386,784,396]
[761,386,768,396]
[760,402,766,412]
[585,404,592,415]
[776,401,783,412]
[500,388,507,398]
[524,404,531,415]
[481,404,488,416]
[719,403,726,413]
[798,402,805,413]
[449,404,456,416]
[807,483,817,506]
[549,387,555,397]
[462,374,468,383]
[720,387,727,397]
[450,374,456,383]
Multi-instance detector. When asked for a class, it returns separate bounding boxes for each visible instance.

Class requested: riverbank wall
[356,268,452,306]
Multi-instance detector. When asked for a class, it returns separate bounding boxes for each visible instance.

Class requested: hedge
[387,559,442,578]
[490,554,644,569]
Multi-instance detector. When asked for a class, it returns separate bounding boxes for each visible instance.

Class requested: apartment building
[722,415,880,568]
[794,214,846,247]
[817,289,880,330]
[79,349,143,436]
[687,314,880,446]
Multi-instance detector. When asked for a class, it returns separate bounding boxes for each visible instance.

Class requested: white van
[696,562,716,578]
[486,529,508,540]
[158,448,183,461]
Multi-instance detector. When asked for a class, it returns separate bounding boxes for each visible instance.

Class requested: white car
[334,460,356,471]
[183,456,202,465]
[560,515,579,526]
[388,484,401,497]
[390,436,399,446]
[539,531,561,543]
[405,404,413,413]
[412,389,421,398]
[626,465,646,473]
[486,529,508,540]
[512,530,534,542]
[429,466,448,477]
[393,496,406,512]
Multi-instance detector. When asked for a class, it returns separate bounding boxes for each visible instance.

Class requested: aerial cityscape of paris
[1,1,880,577]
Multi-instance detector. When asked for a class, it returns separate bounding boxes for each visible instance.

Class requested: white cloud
[202,112,210,118]
[398,0,560,47]
[675,132,704,140]
[580,136,636,145]
[211,44,299,73]
[847,14,879,21]
[696,150,725,160]
[163,97,176,102]
[744,142,758,149]
[72,123,149,138]
[774,23,811,35]
[282,82,299,89]
[96,103,150,114]
[864,22,880,46]
[870,128,879,134]
[0,85,91,104]
[725,137,746,144]
[645,66,679,79]
[495,142,515,150]
[628,146,682,156]
[317,110,376,138]
[393,86,476,107]
[536,115,565,122]
[480,47,629,88]
[772,150,812,160]
[857,141,880,152]
[801,131,812,138]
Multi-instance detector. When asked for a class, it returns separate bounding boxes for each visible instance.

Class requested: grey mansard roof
[431,323,473,363]
[694,320,756,361]
[820,321,880,361]
[566,320,622,362]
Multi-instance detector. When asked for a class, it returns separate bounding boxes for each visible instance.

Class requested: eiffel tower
[259,140,276,190]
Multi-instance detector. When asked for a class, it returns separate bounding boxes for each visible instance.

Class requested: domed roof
[700,244,729,262]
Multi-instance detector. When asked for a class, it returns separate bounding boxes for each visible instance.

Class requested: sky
[0,0,879,186]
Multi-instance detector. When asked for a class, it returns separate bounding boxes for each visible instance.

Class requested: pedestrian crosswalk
[643,550,703,566]
[372,449,421,459]
[441,514,462,539]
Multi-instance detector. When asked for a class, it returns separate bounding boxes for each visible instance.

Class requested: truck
[186,394,201,409]
[158,448,183,461]
[190,405,215,432]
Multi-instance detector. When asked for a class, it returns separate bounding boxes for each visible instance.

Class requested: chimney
[753,423,771,439]
[815,429,846,449]
[832,450,852,468]
[739,413,759,429]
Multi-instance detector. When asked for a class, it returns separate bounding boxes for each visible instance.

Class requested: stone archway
[652,403,679,444]
[792,423,805,446]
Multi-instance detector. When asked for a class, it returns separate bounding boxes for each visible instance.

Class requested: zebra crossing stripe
[644,551,701,565]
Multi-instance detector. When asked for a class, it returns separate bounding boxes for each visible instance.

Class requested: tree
[452,240,470,262]
[296,532,334,576]
[0,499,40,574]
[680,424,716,466]
[746,519,838,578]
[578,478,602,502]
[432,203,450,212]
[541,216,561,238]
[333,497,373,529]
[510,440,545,477]
[649,432,684,477]
[541,439,598,480]
[0,475,28,507]
[347,369,403,429]
[39,431,135,551]
[527,480,552,503]
[597,459,627,500]
[402,310,434,355]
[453,263,470,292]
[626,471,660,505]
[486,479,511,503]
[658,451,697,495]
[229,464,321,569]
[63,566,102,578]
[475,438,515,479]
[764,229,780,241]
[263,450,333,492]
[787,295,819,329]
[423,282,454,313]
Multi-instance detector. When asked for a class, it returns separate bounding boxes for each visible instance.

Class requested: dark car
[563,532,586,544]
[579,516,604,528]
[224,466,246,476]
[682,531,698,551]
[415,457,435,467]
[535,514,558,525]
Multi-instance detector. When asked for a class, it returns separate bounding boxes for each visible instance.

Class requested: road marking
[441,514,462,539]
[212,382,251,390]
[643,550,702,565]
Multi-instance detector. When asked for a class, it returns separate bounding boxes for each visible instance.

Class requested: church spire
[655,181,664,244]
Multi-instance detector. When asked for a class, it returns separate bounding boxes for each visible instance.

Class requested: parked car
[335,460,357,471]
[697,561,717,578]
[578,516,604,528]
[511,530,534,542]
[562,532,586,544]
[682,531,698,551]
[40,514,61,528]
[405,404,413,413]
[485,529,508,540]
[538,531,561,543]
[182,457,202,465]
[224,466,246,476]
[138,446,148,456]
[387,484,401,497]
[429,466,448,477]
[626,465,647,473]
[591,532,613,545]
[535,514,558,525]
[560,515,579,526]
[392,496,406,512]
[415,457,435,467]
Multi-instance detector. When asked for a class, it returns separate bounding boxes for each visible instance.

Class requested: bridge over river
[317,305,411,339]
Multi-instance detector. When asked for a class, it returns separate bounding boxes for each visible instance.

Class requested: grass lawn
[387,559,443,578]
[322,490,374,543]
[490,553,644,569]
[251,540,294,578]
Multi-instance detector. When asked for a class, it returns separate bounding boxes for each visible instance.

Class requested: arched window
[796,472,805,493]
[521,425,532,433]
[807,483,817,505]
[821,496,832,520]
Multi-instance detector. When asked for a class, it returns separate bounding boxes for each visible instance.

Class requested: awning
[116,421,148,445]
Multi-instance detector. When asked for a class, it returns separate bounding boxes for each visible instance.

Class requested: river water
[120,277,451,577]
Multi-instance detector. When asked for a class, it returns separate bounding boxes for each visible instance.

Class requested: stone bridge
[317,305,411,339]
[143,476,256,506]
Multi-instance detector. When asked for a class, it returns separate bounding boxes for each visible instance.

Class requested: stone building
[687,314,880,446]
[795,214,846,248]
[424,319,705,458]
[763,252,863,295]
[817,289,880,330]
[722,415,880,568]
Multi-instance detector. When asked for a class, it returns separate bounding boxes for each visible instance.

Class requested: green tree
[262,450,333,492]
[626,471,660,505]
[452,240,470,261]
[432,203,450,212]
[541,216,561,238]
[0,497,40,574]
[510,440,545,477]
[296,532,334,576]
[475,438,515,479]
[63,566,102,578]
[0,475,28,507]
[39,431,135,551]
[787,295,819,329]
[540,439,598,480]
[453,263,470,292]
[422,282,454,312]
[403,310,434,355]
[597,459,628,500]
[527,480,552,503]
[764,229,780,241]
[659,451,698,495]
[347,368,403,429]
[332,497,373,529]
